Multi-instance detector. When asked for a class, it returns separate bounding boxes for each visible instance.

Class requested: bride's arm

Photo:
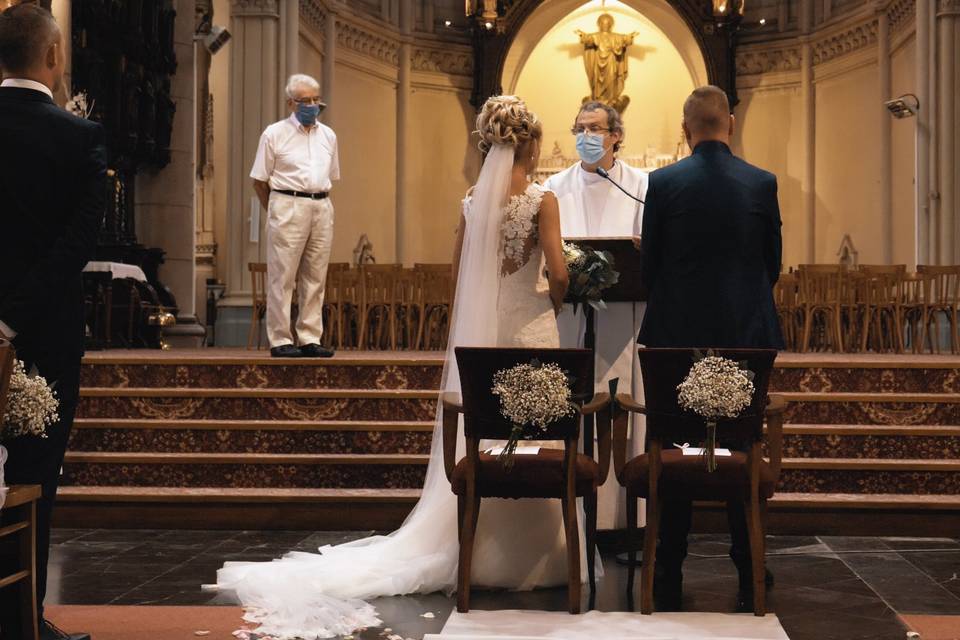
[451,213,466,304]
[538,192,569,316]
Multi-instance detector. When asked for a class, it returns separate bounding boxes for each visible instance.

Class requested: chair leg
[746,496,766,616]
[626,491,638,598]
[456,492,480,613]
[640,495,660,615]
[800,308,814,353]
[584,491,598,596]
[561,490,582,614]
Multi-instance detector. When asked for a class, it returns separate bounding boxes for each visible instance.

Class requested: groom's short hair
[574,101,624,152]
[0,3,59,75]
[683,86,730,137]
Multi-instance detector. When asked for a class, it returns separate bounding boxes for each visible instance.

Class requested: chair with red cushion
[612,348,786,616]
[442,347,611,614]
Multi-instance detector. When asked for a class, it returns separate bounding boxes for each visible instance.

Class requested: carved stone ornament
[231,0,279,18]
[812,20,878,65]
[299,0,326,34]
[887,0,916,32]
[412,47,473,75]
[735,46,801,75]
[336,19,399,65]
[938,0,960,16]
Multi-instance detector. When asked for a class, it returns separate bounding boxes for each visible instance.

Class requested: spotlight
[759,18,767,25]
[884,94,919,119]
[484,21,493,29]
[444,19,452,27]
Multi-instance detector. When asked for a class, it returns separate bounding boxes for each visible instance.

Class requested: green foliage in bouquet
[562,242,619,313]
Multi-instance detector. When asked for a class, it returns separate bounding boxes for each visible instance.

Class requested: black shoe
[653,570,683,611]
[299,343,335,358]
[40,619,90,640]
[270,344,302,358]
[737,567,775,593]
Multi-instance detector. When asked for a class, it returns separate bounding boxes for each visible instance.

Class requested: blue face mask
[296,103,321,126]
[575,131,608,164]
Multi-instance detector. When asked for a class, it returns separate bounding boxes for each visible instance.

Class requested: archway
[505,0,706,172]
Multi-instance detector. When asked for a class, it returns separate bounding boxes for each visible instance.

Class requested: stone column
[136,0,204,345]
[396,0,412,264]
[322,8,336,124]
[916,0,932,264]
[800,0,816,263]
[281,0,299,104]
[878,4,892,263]
[217,0,282,345]
[936,0,958,263]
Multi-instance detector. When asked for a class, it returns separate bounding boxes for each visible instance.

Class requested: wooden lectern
[564,237,646,477]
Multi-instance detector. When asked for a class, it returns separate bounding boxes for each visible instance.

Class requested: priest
[544,101,648,529]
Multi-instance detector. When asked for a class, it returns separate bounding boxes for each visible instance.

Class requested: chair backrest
[323,263,351,304]
[0,339,14,420]
[917,265,960,305]
[361,264,402,306]
[456,347,594,441]
[773,272,797,309]
[638,348,777,445]
[415,263,453,306]
[796,264,845,306]
[248,263,267,307]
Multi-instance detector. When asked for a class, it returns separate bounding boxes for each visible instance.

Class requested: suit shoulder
[731,155,777,184]
[648,157,691,184]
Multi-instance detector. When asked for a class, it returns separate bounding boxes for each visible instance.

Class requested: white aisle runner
[424,610,790,640]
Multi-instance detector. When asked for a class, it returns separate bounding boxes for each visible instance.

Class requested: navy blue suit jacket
[637,140,784,349]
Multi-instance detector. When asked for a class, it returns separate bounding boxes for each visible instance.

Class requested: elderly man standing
[251,74,339,358]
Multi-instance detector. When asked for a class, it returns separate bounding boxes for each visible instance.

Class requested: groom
[638,85,784,610]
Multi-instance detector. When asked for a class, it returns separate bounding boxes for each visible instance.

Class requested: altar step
[55,351,960,532]
[51,486,960,535]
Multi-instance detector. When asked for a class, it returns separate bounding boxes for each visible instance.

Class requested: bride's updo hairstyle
[475,95,543,158]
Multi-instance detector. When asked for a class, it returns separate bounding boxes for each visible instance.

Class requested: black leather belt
[275,190,329,200]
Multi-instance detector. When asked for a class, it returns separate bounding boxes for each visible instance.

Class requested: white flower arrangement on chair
[491,360,577,469]
[676,352,755,472]
[2,360,59,441]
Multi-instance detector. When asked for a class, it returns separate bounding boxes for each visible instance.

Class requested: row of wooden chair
[248,263,452,351]
[444,346,784,616]
[775,264,960,353]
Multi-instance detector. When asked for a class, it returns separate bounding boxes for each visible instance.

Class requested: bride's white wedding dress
[211,145,589,640]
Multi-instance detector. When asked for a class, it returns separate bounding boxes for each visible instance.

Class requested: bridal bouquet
[65,91,94,119]
[491,360,577,469]
[1,360,59,441]
[562,241,619,312]
[676,351,754,472]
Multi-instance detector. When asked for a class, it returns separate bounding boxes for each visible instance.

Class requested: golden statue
[576,13,638,113]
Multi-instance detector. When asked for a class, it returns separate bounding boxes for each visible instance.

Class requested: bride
[212,96,581,640]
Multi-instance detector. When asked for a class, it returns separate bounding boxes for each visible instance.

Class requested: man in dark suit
[0,5,104,639]
[638,85,784,610]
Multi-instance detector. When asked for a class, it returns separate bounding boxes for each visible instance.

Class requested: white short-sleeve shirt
[250,114,340,192]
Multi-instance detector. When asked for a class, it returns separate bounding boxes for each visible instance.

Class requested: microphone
[597,166,644,204]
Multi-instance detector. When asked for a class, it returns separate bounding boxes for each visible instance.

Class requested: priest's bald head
[682,85,734,150]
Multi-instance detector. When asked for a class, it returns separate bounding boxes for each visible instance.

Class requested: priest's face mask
[572,109,621,165]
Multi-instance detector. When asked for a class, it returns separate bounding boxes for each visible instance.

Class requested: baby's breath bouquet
[676,351,755,472]
[2,360,59,441]
[491,359,577,469]
[562,241,619,313]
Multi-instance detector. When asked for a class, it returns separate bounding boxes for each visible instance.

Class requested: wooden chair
[902,272,930,353]
[857,265,906,353]
[320,263,350,349]
[247,262,268,349]
[772,272,799,351]
[359,264,402,350]
[0,339,42,640]
[414,264,452,351]
[442,347,612,614]
[796,265,845,352]
[916,265,960,353]
[394,268,420,350]
[612,348,786,616]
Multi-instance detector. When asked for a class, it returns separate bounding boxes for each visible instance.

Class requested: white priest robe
[544,161,648,530]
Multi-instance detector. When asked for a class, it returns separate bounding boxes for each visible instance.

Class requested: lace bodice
[499,183,546,275]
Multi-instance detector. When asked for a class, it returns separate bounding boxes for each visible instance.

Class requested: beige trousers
[266,192,334,347]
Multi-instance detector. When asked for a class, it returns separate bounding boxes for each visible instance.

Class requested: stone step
[778,391,960,425]
[779,425,960,459]
[778,457,960,494]
[61,451,429,489]
[76,388,438,422]
[50,486,960,533]
[69,419,435,454]
[770,360,960,394]
[79,352,444,390]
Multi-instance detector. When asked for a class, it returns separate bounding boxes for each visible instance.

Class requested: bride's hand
[552,295,564,317]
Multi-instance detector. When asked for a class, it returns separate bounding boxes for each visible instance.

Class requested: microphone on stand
[597,166,644,204]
